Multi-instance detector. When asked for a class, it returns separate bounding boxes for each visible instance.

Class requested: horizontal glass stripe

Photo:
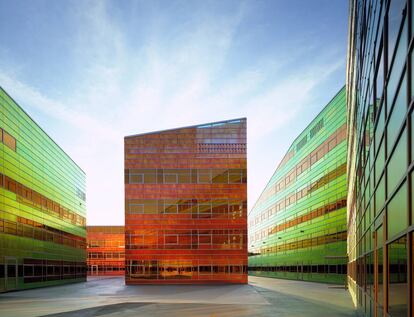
[259,124,346,203]
[0,217,86,249]
[270,197,347,234]
[258,231,347,255]
[249,264,347,274]
[126,199,246,218]
[126,263,247,280]
[271,163,347,216]
[0,172,86,226]
[125,168,247,184]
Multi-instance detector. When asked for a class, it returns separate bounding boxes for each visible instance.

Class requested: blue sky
[0,0,348,225]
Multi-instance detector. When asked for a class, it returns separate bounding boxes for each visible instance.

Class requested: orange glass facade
[124,118,247,284]
[86,226,125,276]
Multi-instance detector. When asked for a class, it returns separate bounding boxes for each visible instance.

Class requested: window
[387,182,407,239]
[229,169,243,183]
[387,235,407,317]
[3,130,16,151]
[310,119,324,138]
[163,200,178,213]
[199,265,212,274]
[387,130,407,194]
[211,169,228,183]
[375,46,384,106]
[164,173,178,184]
[198,202,211,217]
[177,169,191,183]
[128,203,144,214]
[197,169,211,183]
[387,0,406,67]
[129,173,143,184]
[129,169,156,183]
[387,82,407,153]
[165,235,178,244]
[199,234,211,244]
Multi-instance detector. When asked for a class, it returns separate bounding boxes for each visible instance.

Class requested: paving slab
[0,276,356,317]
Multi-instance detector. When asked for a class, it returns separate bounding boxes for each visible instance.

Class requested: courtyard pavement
[0,276,356,317]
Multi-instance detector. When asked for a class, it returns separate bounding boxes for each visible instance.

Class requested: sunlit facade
[0,87,87,292]
[124,118,247,284]
[248,87,348,284]
[346,0,414,316]
[87,226,125,276]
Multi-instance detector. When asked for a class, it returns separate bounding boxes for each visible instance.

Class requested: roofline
[281,85,346,154]
[86,225,125,228]
[124,117,247,139]
[249,85,346,215]
[0,86,86,175]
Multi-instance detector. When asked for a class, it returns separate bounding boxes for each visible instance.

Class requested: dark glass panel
[375,175,385,215]
[387,0,406,67]
[387,235,407,317]
[211,169,228,183]
[387,129,407,193]
[377,247,384,314]
[386,21,407,114]
[387,182,408,239]
[387,79,407,153]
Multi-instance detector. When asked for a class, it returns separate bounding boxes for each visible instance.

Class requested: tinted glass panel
[388,235,407,317]
[387,182,408,239]
[387,130,407,193]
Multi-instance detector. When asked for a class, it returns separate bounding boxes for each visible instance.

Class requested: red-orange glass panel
[87,226,125,276]
[124,119,247,284]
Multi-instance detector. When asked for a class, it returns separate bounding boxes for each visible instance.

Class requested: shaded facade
[87,226,125,275]
[124,118,247,284]
[0,87,87,292]
[248,87,347,284]
[346,0,413,316]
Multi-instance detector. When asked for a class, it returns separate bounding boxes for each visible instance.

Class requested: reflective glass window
[387,129,407,193]
[198,169,211,183]
[164,173,178,184]
[375,175,385,215]
[386,19,407,114]
[3,131,16,151]
[411,111,414,162]
[387,79,407,153]
[211,169,228,184]
[387,0,406,66]
[375,108,385,153]
[177,169,191,183]
[411,172,414,226]
[375,140,385,183]
[377,247,384,314]
[387,235,407,317]
[387,182,408,239]
[376,48,384,105]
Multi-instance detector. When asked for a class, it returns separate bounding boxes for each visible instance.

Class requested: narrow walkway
[0,276,356,317]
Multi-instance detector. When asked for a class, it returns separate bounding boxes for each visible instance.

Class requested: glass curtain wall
[124,119,247,284]
[0,87,86,292]
[347,0,413,316]
[248,87,348,284]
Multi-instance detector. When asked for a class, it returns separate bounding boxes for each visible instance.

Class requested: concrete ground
[0,276,356,317]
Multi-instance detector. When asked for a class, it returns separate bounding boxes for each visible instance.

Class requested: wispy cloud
[0,0,346,224]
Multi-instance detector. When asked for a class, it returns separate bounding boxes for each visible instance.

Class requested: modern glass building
[248,87,348,284]
[346,0,413,316]
[124,118,247,284]
[87,226,125,275]
[0,87,87,292]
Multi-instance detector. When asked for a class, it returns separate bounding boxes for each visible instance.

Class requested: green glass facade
[347,0,414,316]
[248,87,348,284]
[0,87,87,292]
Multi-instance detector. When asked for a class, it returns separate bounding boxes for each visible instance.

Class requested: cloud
[0,0,345,224]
